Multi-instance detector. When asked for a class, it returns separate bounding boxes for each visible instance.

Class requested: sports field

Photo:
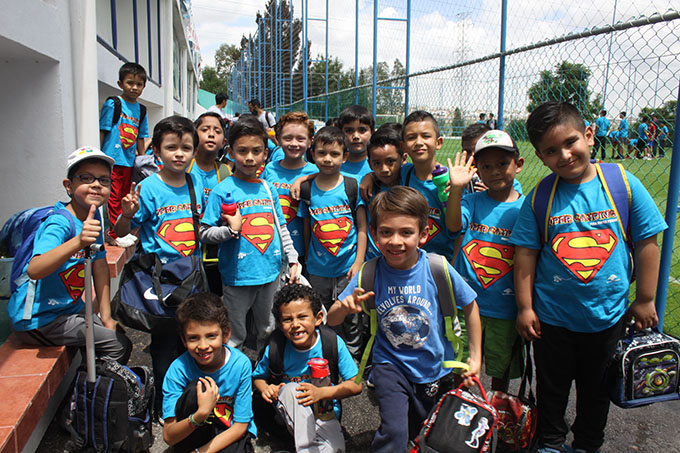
[438,137,680,338]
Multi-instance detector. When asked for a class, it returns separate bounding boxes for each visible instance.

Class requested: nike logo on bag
[144,287,172,301]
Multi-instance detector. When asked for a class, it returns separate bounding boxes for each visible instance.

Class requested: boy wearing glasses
[7,147,132,363]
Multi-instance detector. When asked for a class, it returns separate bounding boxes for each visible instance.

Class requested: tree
[199,66,228,95]
[527,61,601,118]
[214,44,241,81]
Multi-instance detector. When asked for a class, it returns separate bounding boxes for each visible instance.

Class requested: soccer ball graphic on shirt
[381,305,430,349]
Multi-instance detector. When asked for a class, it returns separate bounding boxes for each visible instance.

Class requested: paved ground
[39,328,680,452]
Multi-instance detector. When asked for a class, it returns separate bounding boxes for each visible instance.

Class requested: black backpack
[266,325,340,386]
[106,96,147,127]
[65,361,154,452]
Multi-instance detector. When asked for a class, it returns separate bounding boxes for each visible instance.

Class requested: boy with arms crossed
[329,186,482,452]
[511,101,666,453]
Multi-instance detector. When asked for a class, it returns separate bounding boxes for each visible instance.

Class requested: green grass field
[438,137,680,338]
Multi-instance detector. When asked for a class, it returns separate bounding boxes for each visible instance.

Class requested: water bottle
[307,358,334,420]
[221,193,238,216]
[431,164,449,206]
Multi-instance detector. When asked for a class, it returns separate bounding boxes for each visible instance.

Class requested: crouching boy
[252,284,362,452]
[162,293,255,453]
[328,186,482,452]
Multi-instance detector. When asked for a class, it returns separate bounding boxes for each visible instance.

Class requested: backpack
[354,253,467,384]
[266,325,340,386]
[65,361,155,452]
[411,377,498,453]
[299,176,358,224]
[106,96,147,127]
[531,162,632,249]
[0,205,76,319]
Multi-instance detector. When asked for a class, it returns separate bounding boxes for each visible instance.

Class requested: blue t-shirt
[595,117,610,137]
[619,119,629,138]
[660,126,669,140]
[339,249,477,383]
[252,330,358,418]
[510,171,667,332]
[8,203,106,331]
[99,96,149,167]
[162,345,256,436]
[364,184,392,261]
[131,173,204,264]
[453,192,524,320]
[638,123,649,140]
[187,160,231,206]
[203,177,287,286]
[261,161,318,258]
[267,141,284,163]
[401,164,457,261]
[341,159,372,183]
[298,178,364,278]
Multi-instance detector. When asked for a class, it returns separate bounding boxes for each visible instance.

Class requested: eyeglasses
[73,173,112,187]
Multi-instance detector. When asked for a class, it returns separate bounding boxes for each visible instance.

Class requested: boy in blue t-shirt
[446,130,525,393]
[100,62,150,247]
[115,115,206,415]
[253,284,361,452]
[163,292,254,452]
[511,101,667,453]
[330,186,482,452]
[200,116,299,352]
[592,109,610,160]
[261,111,318,260]
[338,105,374,182]
[9,147,131,364]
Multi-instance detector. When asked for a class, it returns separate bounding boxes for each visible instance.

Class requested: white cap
[474,130,519,156]
[66,146,115,176]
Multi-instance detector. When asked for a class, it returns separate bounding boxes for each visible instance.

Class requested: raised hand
[121,182,141,219]
[447,152,477,189]
[80,205,101,248]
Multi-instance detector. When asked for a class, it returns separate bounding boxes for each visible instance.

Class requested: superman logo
[279,194,299,224]
[213,402,233,428]
[312,217,353,256]
[118,123,139,150]
[59,264,85,301]
[157,219,197,256]
[551,229,618,284]
[462,240,514,289]
[421,218,440,245]
[242,213,275,254]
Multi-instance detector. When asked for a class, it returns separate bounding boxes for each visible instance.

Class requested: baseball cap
[66,146,115,177]
[474,130,519,156]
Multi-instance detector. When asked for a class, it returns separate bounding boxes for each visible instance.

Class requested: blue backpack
[0,204,75,318]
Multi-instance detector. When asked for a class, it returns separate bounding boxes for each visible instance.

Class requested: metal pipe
[497,0,507,130]
[372,0,378,118]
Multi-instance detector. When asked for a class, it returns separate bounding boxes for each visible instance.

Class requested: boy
[364,126,407,260]
[400,110,458,261]
[163,292,254,453]
[612,111,628,159]
[8,147,131,363]
[100,62,150,247]
[252,284,362,452]
[635,116,649,159]
[261,111,318,260]
[329,186,482,452]
[200,116,299,352]
[446,130,525,392]
[339,104,374,182]
[592,109,610,160]
[511,101,666,453]
[115,115,205,415]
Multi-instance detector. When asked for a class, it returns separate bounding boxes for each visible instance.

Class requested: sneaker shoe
[113,233,138,248]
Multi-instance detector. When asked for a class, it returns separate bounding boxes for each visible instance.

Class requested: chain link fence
[231,1,680,337]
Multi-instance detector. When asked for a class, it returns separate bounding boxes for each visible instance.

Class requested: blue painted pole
[303,0,308,112]
[404,0,411,116]
[258,17,262,105]
[654,78,680,331]
[372,0,378,119]
[354,0,359,104]
[324,0,329,122]
[497,0,507,130]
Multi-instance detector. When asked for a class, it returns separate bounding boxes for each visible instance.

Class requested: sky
[191,0,680,118]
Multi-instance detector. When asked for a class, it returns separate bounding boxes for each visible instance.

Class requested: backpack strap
[343,176,358,224]
[216,162,231,182]
[299,179,313,207]
[139,103,147,124]
[531,173,559,244]
[106,96,122,126]
[595,163,631,244]
[405,167,414,187]
[354,257,379,384]
[426,253,468,370]
[318,325,340,385]
[266,329,288,385]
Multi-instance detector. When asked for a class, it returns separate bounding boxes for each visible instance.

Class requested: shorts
[481,315,523,379]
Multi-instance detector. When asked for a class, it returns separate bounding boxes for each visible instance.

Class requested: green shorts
[481,315,523,379]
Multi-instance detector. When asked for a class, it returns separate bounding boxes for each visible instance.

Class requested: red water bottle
[221,193,237,216]
[307,358,334,420]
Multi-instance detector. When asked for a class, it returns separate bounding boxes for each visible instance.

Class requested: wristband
[189,413,204,427]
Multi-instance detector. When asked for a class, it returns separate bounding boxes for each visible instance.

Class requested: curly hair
[272,284,323,323]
